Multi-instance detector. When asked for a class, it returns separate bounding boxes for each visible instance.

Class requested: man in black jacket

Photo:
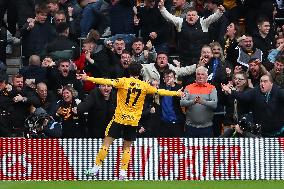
[20,4,56,66]
[9,74,37,136]
[76,84,116,138]
[47,59,85,100]
[221,74,284,137]
[252,17,275,62]
[46,22,80,61]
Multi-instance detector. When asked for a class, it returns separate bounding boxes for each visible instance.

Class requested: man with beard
[131,38,157,64]
[270,56,284,88]
[76,84,116,138]
[47,59,84,100]
[247,58,269,88]
[9,74,36,136]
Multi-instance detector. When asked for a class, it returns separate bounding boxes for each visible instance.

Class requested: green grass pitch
[1,181,284,189]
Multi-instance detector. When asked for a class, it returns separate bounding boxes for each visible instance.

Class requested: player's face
[99,85,112,98]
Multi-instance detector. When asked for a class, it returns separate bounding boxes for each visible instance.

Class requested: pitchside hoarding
[0,138,284,180]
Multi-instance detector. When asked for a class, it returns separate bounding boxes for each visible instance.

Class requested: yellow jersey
[86,77,181,126]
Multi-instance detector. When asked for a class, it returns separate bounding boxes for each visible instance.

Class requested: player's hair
[128,63,142,77]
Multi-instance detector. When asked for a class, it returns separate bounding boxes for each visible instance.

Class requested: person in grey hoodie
[180,66,217,137]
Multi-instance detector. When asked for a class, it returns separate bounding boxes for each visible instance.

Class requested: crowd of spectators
[0,0,284,138]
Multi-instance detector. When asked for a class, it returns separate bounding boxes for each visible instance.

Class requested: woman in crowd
[55,85,85,138]
[221,71,251,137]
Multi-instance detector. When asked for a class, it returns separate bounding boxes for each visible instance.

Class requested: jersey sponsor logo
[121,113,135,120]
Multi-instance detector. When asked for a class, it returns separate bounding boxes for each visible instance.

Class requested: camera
[238,114,262,136]
[24,108,62,138]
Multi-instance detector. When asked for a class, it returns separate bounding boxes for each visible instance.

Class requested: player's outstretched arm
[146,84,183,97]
[156,88,183,97]
[86,77,116,86]
[76,72,117,86]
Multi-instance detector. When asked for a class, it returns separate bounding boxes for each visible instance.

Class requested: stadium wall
[0,138,284,180]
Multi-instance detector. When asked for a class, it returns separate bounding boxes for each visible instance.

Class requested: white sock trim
[119,169,127,177]
[91,164,101,173]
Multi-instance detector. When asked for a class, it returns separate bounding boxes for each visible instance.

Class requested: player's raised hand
[138,126,146,134]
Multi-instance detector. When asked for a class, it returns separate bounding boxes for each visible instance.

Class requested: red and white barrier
[1,138,284,180]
